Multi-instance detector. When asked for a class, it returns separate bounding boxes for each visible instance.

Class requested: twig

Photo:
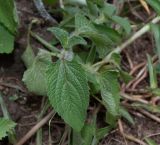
[59,0,64,9]
[145,132,160,138]
[123,133,147,145]
[139,109,160,124]
[93,16,160,70]
[131,70,147,89]
[125,51,134,69]
[120,92,149,104]
[118,119,128,145]
[118,119,147,145]
[0,81,27,93]
[16,110,55,145]
[33,0,58,24]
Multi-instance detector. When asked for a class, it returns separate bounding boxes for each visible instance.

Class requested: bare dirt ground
[0,1,160,145]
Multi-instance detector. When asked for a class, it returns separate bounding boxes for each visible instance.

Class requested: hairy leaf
[102,3,116,16]
[23,49,52,96]
[47,60,89,131]
[99,70,120,116]
[68,35,87,49]
[75,13,95,33]
[0,118,16,140]
[112,16,131,34]
[48,27,69,49]
[0,25,14,53]
[75,14,114,57]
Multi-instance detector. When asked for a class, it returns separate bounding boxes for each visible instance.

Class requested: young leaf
[99,70,120,116]
[102,3,116,17]
[112,16,131,35]
[21,44,35,68]
[75,13,95,33]
[145,138,158,145]
[23,49,52,96]
[94,24,121,43]
[47,60,89,131]
[147,54,157,89]
[0,25,14,54]
[68,35,87,49]
[48,27,69,49]
[75,14,114,58]
[0,118,16,140]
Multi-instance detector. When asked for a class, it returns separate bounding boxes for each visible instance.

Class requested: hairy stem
[93,16,160,71]
[30,31,60,53]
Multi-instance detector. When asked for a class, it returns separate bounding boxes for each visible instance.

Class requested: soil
[0,1,160,145]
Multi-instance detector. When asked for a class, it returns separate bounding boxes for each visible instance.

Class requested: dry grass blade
[139,0,151,15]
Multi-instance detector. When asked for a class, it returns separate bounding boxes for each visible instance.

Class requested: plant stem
[30,31,60,53]
[93,16,160,71]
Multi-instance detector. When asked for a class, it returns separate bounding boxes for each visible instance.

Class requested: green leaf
[119,70,133,84]
[86,45,96,64]
[68,35,87,49]
[21,44,35,68]
[75,14,114,58]
[87,1,99,16]
[102,3,116,17]
[119,106,134,125]
[147,54,157,89]
[146,0,160,15]
[23,49,52,96]
[47,60,89,131]
[48,27,69,49]
[81,124,95,145]
[151,24,160,62]
[0,0,18,34]
[99,70,120,116]
[105,112,117,127]
[96,126,112,141]
[112,16,131,34]
[0,118,16,140]
[94,24,121,43]
[0,24,14,53]
[145,138,158,145]
[75,13,95,33]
